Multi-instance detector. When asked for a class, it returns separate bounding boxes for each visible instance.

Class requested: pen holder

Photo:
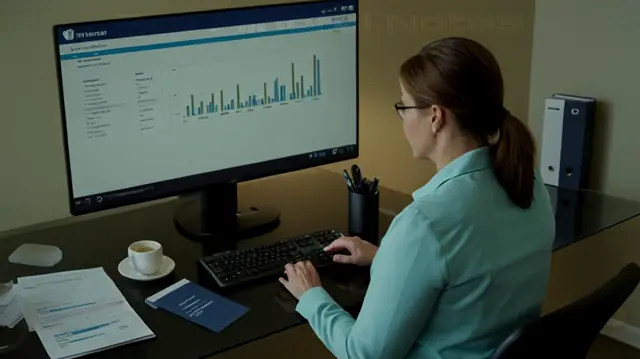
[348,190,380,246]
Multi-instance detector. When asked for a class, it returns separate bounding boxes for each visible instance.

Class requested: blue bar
[215,104,218,112]
[60,23,356,60]
[253,95,257,106]
[186,105,189,117]
[261,98,265,105]
[56,0,357,44]
[307,88,311,97]
[191,95,195,116]
[274,78,279,102]
[46,302,96,313]
[317,59,321,95]
[231,99,234,109]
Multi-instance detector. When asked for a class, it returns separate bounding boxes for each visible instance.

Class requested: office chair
[490,262,640,359]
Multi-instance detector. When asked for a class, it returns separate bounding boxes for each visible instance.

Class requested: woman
[279,37,555,359]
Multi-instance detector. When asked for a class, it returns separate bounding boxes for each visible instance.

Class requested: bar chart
[181,54,322,118]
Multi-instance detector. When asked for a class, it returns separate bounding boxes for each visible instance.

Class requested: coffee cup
[128,240,163,275]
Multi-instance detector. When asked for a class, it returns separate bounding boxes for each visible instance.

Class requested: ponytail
[490,112,536,209]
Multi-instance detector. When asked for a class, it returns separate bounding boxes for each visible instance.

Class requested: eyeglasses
[394,102,431,119]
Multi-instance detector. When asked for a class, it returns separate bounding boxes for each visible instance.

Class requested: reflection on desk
[546,184,640,250]
[0,169,639,359]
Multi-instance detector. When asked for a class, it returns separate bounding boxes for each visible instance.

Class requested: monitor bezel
[53,0,359,216]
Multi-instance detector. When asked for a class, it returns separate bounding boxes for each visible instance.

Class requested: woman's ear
[430,105,447,134]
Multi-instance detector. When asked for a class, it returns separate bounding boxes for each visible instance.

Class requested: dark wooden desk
[1,169,639,358]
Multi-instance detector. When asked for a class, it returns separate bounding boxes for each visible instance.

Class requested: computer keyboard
[199,229,344,288]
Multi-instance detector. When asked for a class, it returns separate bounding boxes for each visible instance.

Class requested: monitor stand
[174,182,280,242]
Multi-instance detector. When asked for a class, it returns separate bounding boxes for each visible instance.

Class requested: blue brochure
[146,279,248,333]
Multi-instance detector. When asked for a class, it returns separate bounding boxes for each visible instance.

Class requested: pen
[362,178,370,194]
[366,178,374,194]
[343,169,357,193]
[371,177,379,194]
[351,165,363,192]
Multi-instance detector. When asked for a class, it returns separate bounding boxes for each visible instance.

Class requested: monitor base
[173,182,280,242]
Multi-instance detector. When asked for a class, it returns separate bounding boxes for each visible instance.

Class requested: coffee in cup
[128,240,163,275]
[133,246,154,253]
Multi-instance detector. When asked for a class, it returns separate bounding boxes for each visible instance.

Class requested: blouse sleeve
[296,207,448,359]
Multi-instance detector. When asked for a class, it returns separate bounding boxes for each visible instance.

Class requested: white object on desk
[0,282,23,329]
[118,256,175,281]
[16,267,155,359]
[0,282,13,306]
[127,240,163,275]
[8,243,62,267]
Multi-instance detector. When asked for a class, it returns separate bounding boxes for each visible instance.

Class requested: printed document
[17,268,154,359]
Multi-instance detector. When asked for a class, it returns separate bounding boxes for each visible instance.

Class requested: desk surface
[1,169,639,358]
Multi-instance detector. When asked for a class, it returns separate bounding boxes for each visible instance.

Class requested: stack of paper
[0,282,23,328]
[17,268,155,359]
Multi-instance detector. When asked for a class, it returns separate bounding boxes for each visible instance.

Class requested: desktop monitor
[53,0,359,240]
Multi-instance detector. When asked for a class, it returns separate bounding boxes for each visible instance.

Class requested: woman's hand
[324,235,378,266]
[279,261,322,300]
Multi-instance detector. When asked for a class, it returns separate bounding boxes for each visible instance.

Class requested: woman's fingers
[324,236,355,252]
[284,263,296,276]
[332,254,353,264]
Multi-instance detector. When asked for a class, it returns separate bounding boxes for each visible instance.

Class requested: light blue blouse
[296,147,555,359]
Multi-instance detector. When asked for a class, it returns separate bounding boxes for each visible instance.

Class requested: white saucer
[118,256,175,281]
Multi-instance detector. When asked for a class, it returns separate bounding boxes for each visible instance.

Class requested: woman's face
[399,81,436,159]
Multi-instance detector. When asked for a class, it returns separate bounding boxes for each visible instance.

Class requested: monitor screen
[54,0,358,215]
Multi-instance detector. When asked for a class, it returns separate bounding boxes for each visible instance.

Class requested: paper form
[17,268,154,359]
